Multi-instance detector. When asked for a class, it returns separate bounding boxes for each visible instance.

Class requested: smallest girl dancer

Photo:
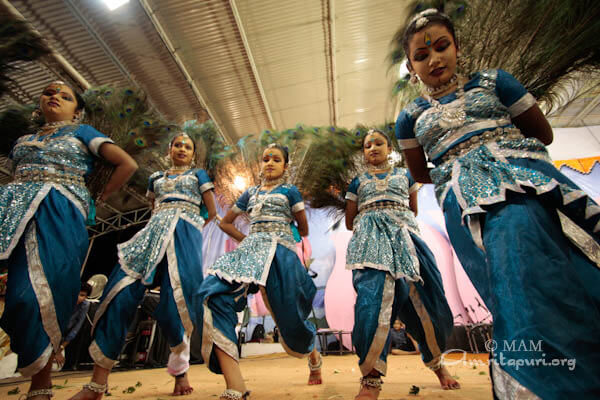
[345,129,459,399]
[195,143,321,400]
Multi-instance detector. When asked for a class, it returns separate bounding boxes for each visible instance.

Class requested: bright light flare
[103,0,129,11]
[233,176,247,191]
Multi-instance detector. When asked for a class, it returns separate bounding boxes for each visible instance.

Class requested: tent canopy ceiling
[3,0,600,145]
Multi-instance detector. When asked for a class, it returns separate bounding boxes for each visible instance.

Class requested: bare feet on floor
[307,352,323,385]
[67,388,103,400]
[434,365,461,390]
[172,373,194,396]
[355,375,382,400]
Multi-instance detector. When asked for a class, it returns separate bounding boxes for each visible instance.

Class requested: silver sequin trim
[492,364,540,400]
[409,283,442,370]
[557,210,600,267]
[360,274,395,376]
[18,343,53,377]
[89,340,117,370]
[166,240,194,337]
[508,93,536,118]
[25,223,62,352]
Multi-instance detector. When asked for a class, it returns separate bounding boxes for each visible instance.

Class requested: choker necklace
[425,74,459,98]
[424,75,466,130]
[260,175,286,188]
[168,164,192,173]
[367,160,391,173]
[40,120,76,130]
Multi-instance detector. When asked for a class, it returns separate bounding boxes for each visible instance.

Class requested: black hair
[402,10,458,69]
[80,282,92,296]
[169,132,196,154]
[264,143,289,165]
[362,129,392,148]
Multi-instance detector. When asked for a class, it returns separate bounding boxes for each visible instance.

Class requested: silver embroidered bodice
[0,126,98,258]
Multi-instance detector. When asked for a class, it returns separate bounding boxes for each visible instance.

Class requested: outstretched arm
[409,191,418,216]
[98,143,138,201]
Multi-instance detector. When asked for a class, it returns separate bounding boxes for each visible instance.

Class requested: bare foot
[354,385,380,400]
[172,373,193,396]
[307,352,322,385]
[355,375,381,400]
[434,365,460,390]
[68,388,103,400]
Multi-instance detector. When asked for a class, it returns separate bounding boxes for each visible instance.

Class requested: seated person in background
[54,282,92,369]
[390,319,420,355]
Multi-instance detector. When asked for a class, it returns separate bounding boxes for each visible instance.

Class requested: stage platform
[0,353,493,399]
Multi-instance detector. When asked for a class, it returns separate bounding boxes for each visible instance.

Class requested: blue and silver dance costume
[90,168,213,370]
[396,69,600,399]
[198,184,316,374]
[0,124,112,376]
[346,168,452,376]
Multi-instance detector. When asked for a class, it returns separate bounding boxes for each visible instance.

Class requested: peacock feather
[0,16,51,97]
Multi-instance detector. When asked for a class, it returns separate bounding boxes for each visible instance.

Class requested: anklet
[83,381,107,393]
[308,354,323,371]
[220,389,251,399]
[25,388,53,398]
[360,376,383,390]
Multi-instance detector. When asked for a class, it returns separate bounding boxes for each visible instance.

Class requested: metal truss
[87,206,151,239]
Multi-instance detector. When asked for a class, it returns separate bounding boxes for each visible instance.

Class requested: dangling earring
[409,72,419,85]
[30,107,41,121]
[72,109,85,124]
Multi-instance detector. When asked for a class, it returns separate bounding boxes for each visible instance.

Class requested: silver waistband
[249,222,292,235]
[439,127,524,164]
[358,200,410,214]
[154,201,200,215]
[14,169,86,186]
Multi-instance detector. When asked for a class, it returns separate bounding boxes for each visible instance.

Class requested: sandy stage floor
[0,353,493,399]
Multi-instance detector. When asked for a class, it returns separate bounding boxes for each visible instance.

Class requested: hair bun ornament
[413,8,439,29]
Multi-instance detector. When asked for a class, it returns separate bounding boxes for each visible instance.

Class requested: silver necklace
[424,76,466,130]
[251,177,285,217]
[425,74,458,97]
[368,165,393,192]
[163,168,190,191]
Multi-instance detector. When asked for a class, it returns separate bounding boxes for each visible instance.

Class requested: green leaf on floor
[135,381,142,387]
[123,386,136,393]
[409,385,420,395]
[7,387,20,395]
[479,371,486,375]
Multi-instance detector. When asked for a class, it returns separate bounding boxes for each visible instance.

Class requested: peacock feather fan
[82,85,174,198]
[293,123,403,214]
[209,125,315,207]
[0,16,51,97]
[389,0,600,114]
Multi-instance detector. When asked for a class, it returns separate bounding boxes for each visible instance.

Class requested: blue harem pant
[444,159,600,399]
[0,190,88,376]
[352,232,453,376]
[90,219,203,372]
[195,244,316,374]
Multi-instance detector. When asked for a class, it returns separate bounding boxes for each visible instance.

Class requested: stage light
[233,176,247,191]
[103,0,129,11]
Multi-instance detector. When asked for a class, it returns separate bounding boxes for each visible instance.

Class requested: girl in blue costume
[395,9,600,399]
[0,81,138,400]
[346,129,458,400]
[70,133,217,400]
[196,143,322,400]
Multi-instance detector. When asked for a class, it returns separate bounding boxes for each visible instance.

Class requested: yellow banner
[554,156,600,174]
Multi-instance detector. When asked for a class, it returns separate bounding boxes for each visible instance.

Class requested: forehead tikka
[424,32,432,46]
